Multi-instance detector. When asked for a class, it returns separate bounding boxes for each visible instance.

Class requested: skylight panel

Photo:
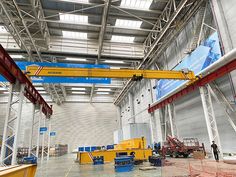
[58,0,88,3]
[71,88,86,91]
[62,31,87,39]
[35,87,45,91]
[71,91,86,94]
[96,92,110,95]
[96,88,111,92]
[66,58,87,61]
[111,35,134,43]
[110,67,121,69]
[104,60,124,64]
[38,91,47,94]
[115,19,142,29]
[59,13,88,24]
[120,0,152,10]
[10,55,24,59]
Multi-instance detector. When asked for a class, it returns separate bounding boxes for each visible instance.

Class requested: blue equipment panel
[93,156,104,165]
[114,156,134,172]
[50,132,56,136]
[22,156,37,164]
[85,147,91,152]
[91,146,97,152]
[78,147,84,152]
[40,127,47,132]
[106,145,114,150]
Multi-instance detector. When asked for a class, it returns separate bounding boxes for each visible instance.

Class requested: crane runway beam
[26,66,197,81]
[0,45,52,117]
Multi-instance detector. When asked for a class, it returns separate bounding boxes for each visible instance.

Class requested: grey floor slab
[35,154,167,177]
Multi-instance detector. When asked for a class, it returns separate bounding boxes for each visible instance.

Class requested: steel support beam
[47,120,51,161]
[89,84,95,103]
[11,0,43,61]
[36,105,42,158]
[0,83,24,166]
[12,0,64,102]
[28,104,35,157]
[208,83,236,132]
[0,1,32,60]
[0,45,52,116]
[29,0,50,48]
[90,0,111,101]
[0,0,65,104]
[28,104,40,157]
[98,0,111,61]
[41,118,46,163]
[199,85,223,158]
[167,103,178,137]
[47,0,163,15]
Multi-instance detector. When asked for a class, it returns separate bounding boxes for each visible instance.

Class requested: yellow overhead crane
[26,66,197,81]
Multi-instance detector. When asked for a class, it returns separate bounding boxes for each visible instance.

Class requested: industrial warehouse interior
[0,0,236,176]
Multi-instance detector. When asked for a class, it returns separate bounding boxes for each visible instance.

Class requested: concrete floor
[35,154,236,177]
[35,154,178,177]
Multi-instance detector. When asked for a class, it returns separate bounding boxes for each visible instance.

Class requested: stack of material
[223,156,236,164]
[193,151,205,160]
[50,144,68,157]
[49,147,56,156]
[18,147,29,158]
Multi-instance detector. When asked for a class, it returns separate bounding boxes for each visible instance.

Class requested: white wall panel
[217,0,236,51]
[0,102,118,152]
[120,79,157,144]
[175,90,211,151]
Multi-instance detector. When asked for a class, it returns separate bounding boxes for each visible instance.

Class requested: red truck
[161,136,205,158]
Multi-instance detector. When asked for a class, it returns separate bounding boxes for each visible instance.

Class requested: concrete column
[128,92,135,123]
[154,110,163,143]
[210,0,233,52]
[28,104,36,157]
[116,106,122,129]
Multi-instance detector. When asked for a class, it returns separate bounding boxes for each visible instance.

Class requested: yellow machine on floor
[77,137,152,164]
[0,165,36,177]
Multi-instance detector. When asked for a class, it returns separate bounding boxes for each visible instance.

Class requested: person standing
[211,141,219,162]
